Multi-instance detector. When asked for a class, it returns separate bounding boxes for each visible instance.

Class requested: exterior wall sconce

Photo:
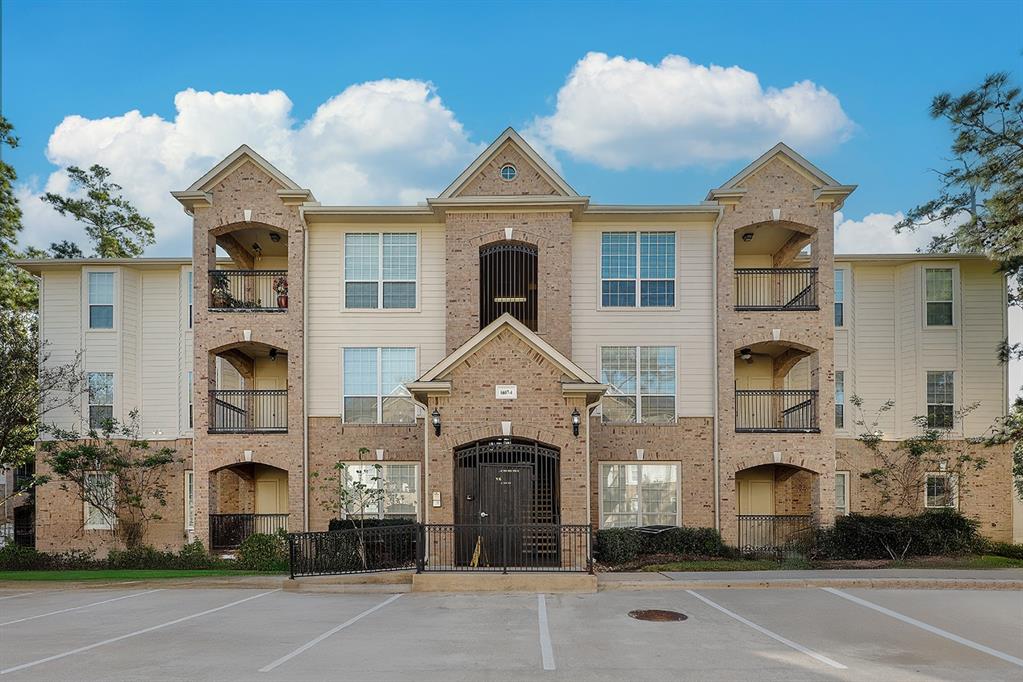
[739,347,753,363]
[269,348,278,362]
[269,232,282,243]
[431,408,441,437]
[742,232,754,242]
[571,408,581,437]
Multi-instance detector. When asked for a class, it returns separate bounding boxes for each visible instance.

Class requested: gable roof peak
[438,127,578,198]
[186,144,304,193]
[717,142,840,190]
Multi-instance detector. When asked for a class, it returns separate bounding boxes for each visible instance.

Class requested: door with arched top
[479,242,538,330]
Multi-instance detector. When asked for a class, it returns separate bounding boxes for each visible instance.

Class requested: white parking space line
[0,589,280,675]
[822,588,1023,668]
[686,590,847,670]
[258,593,402,673]
[537,594,555,671]
[0,589,164,626]
[0,592,36,601]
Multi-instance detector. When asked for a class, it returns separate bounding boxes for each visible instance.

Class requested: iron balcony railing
[209,389,288,434]
[208,270,288,312]
[737,514,817,557]
[735,389,819,433]
[210,513,289,549]
[289,524,418,578]
[734,267,818,311]
[419,523,592,573]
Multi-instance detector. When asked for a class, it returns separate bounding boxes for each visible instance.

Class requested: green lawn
[0,569,283,581]
[640,555,1023,572]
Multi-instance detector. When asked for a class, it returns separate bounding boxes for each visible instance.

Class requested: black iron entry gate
[454,438,560,567]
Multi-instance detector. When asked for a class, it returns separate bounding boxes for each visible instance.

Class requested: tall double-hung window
[344,233,417,309]
[600,346,676,424]
[88,272,114,329]
[601,232,675,307]
[87,372,114,430]
[343,348,417,424]
[834,269,845,326]
[925,268,953,326]
[926,370,954,429]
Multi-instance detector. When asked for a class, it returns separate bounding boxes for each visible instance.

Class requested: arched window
[479,241,538,330]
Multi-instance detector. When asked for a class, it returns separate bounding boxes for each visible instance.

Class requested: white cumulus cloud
[833,210,956,254]
[20,81,483,256]
[529,52,855,170]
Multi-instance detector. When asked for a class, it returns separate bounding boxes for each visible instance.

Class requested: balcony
[209,389,288,434]
[735,389,819,433]
[208,270,289,312]
[210,513,289,549]
[734,267,818,311]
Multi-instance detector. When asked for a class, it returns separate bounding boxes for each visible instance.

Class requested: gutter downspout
[711,207,723,533]
[302,222,310,532]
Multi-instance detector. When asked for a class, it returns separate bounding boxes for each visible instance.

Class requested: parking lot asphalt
[0,586,1020,681]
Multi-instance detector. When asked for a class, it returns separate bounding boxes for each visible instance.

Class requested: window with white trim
[342,348,416,424]
[344,233,417,309]
[834,269,845,327]
[926,370,954,429]
[184,470,195,531]
[84,472,115,530]
[187,271,193,328]
[600,463,680,528]
[88,272,114,329]
[342,463,419,519]
[600,346,676,423]
[925,268,953,326]
[600,232,675,307]
[835,370,845,429]
[924,472,958,508]
[187,371,193,429]
[835,470,850,516]
[87,372,114,430]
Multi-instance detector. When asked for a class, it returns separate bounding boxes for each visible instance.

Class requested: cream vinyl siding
[306,222,446,416]
[120,268,140,422]
[39,270,82,432]
[141,269,182,437]
[81,267,121,429]
[845,259,1004,439]
[572,221,715,417]
[179,267,194,434]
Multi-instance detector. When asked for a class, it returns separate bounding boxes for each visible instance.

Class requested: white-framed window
[600,231,676,307]
[835,470,850,516]
[88,271,115,329]
[500,164,517,181]
[600,346,676,424]
[187,370,193,429]
[834,269,845,327]
[924,472,958,508]
[835,370,845,429]
[599,462,680,528]
[187,270,193,328]
[184,470,195,531]
[84,471,115,530]
[925,268,953,326]
[342,347,417,424]
[344,233,417,309]
[87,372,114,430]
[341,463,419,519]
[926,370,954,429]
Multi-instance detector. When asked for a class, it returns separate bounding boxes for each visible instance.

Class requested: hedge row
[594,526,728,565]
[810,510,983,560]
[327,518,417,531]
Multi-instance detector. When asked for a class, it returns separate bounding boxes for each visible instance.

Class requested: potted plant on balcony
[273,275,289,309]
[209,270,233,309]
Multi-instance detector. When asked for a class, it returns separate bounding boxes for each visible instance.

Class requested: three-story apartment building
[19,129,1019,555]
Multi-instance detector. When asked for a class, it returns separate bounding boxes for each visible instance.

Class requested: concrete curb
[598,578,1023,591]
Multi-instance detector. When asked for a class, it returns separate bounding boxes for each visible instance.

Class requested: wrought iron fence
[209,389,287,433]
[735,389,819,432]
[419,523,592,573]
[289,524,418,578]
[210,513,289,549]
[737,514,817,557]
[734,268,818,311]
[208,270,288,311]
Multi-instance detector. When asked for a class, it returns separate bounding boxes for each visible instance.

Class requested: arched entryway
[208,462,289,549]
[453,437,560,566]
[735,463,818,555]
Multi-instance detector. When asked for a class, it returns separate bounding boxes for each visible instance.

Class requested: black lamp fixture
[252,242,262,255]
[571,407,581,437]
[269,348,278,362]
[739,347,753,363]
[431,408,441,437]
[741,232,754,242]
[269,232,282,243]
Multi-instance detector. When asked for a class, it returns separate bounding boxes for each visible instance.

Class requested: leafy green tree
[895,72,1022,362]
[49,240,84,259]
[0,115,42,312]
[986,397,1023,500]
[42,164,155,258]
[43,412,179,549]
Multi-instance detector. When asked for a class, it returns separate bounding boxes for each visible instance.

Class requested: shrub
[237,532,288,572]
[594,526,728,566]
[811,510,982,560]
[594,528,644,565]
[984,541,1023,560]
[0,544,49,570]
[327,518,417,531]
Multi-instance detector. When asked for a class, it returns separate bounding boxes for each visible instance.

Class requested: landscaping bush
[327,517,417,531]
[0,544,50,570]
[984,541,1023,560]
[0,540,225,571]
[811,510,982,560]
[237,532,288,572]
[594,526,729,566]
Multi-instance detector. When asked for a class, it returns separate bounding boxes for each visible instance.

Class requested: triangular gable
[439,128,578,199]
[717,142,839,191]
[187,144,303,192]
[418,313,598,384]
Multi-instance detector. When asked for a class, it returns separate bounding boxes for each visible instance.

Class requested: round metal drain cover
[628,609,687,622]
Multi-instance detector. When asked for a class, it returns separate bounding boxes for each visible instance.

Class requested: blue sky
[3,0,1022,391]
